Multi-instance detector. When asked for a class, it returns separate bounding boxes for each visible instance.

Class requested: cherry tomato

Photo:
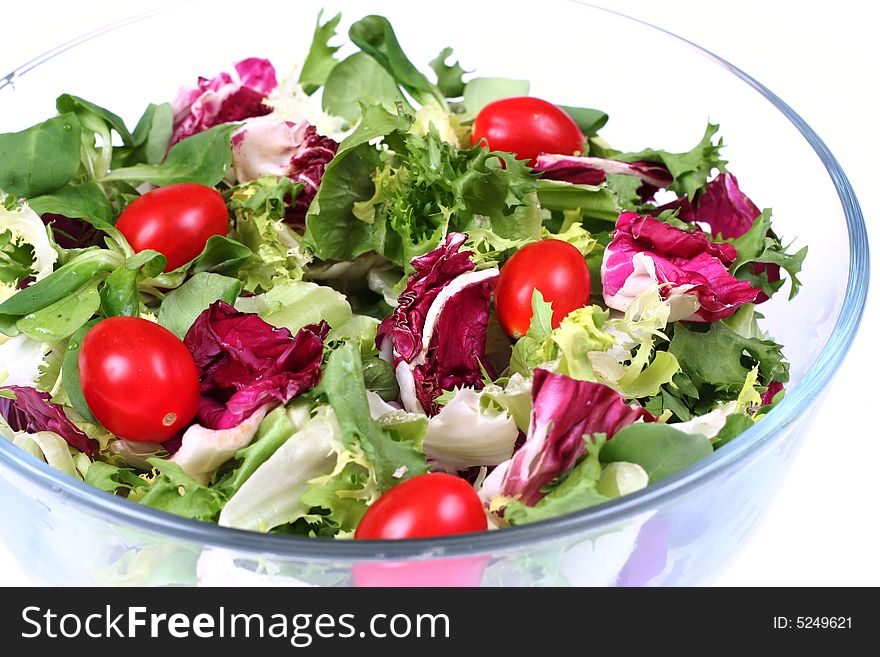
[495,239,591,338]
[355,473,488,540]
[115,183,229,272]
[471,97,585,164]
[79,317,200,442]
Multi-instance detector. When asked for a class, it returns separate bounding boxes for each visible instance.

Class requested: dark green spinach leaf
[600,423,713,483]
[0,113,82,197]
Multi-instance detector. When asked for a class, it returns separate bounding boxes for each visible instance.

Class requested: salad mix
[0,12,806,540]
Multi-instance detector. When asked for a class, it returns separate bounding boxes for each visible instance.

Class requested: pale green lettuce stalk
[218,404,384,535]
[234,281,352,334]
[219,405,349,532]
[421,387,518,471]
[8,430,81,479]
[171,406,270,484]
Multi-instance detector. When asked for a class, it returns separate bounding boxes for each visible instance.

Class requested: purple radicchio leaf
[377,233,499,416]
[231,120,338,227]
[534,153,673,202]
[657,172,760,239]
[501,369,654,506]
[183,300,328,430]
[170,57,278,146]
[0,385,98,457]
[601,211,761,322]
[761,381,784,406]
[656,172,780,303]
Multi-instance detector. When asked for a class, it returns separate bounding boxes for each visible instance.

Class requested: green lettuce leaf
[299,458,375,534]
[84,461,148,494]
[217,405,345,532]
[298,10,343,95]
[0,202,59,288]
[7,430,82,479]
[727,210,807,300]
[213,404,304,498]
[0,228,35,290]
[721,302,766,339]
[118,102,174,167]
[158,272,242,339]
[429,47,467,98]
[336,103,414,154]
[542,220,597,256]
[510,289,555,375]
[349,14,445,108]
[534,179,620,223]
[551,306,614,381]
[654,322,789,420]
[309,128,543,271]
[139,458,225,521]
[461,77,529,121]
[326,314,381,356]
[361,355,399,401]
[323,53,412,124]
[481,373,533,433]
[319,342,427,491]
[558,105,608,138]
[611,122,727,199]
[669,321,789,394]
[713,413,755,448]
[303,142,384,263]
[28,182,113,226]
[521,286,680,401]
[102,123,237,187]
[16,278,101,342]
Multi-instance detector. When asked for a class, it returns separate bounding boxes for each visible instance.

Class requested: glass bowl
[0,0,868,586]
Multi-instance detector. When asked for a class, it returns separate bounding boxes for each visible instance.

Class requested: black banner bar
[1,587,872,652]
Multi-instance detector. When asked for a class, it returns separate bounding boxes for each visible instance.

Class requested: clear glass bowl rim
[0,0,869,562]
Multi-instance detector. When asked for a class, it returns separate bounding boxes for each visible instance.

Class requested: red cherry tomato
[495,239,591,339]
[471,97,585,164]
[79,317,200,442]
[355,473,488,540]
[116,183,229,272]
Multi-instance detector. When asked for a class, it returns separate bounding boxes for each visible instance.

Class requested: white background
[1,0,878,586]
